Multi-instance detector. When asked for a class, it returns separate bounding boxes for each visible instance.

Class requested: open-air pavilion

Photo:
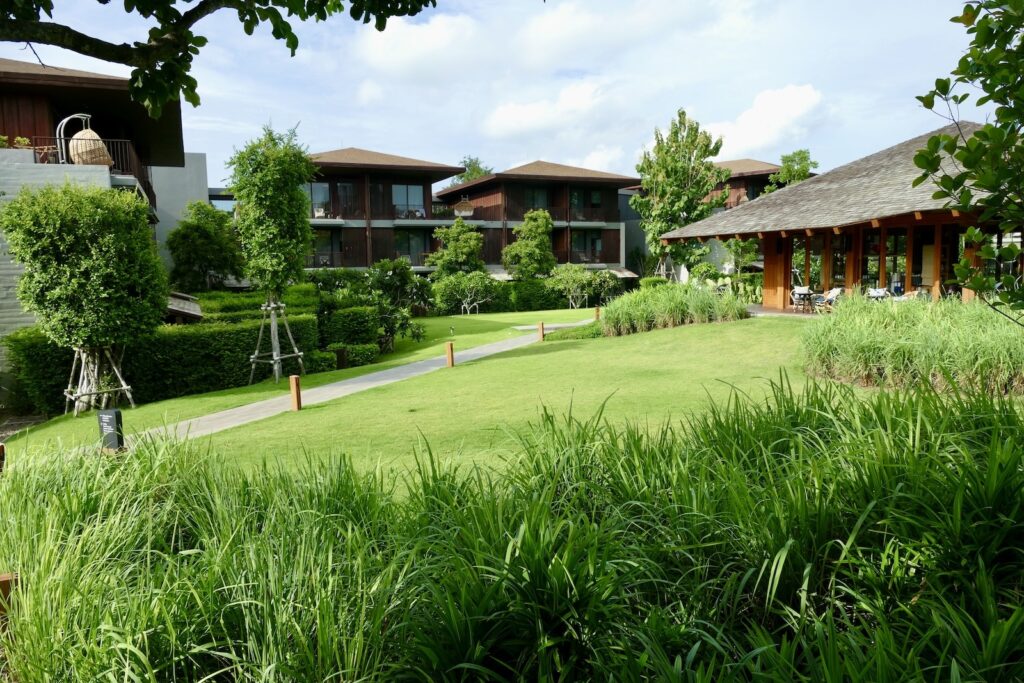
[661,123,1002,311]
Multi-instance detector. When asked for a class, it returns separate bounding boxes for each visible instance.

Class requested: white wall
[149,152,209,265]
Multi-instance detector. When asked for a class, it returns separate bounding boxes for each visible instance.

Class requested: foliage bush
[432,271,499,315]
[803,296,1024,393]
[501,209,556,279]
[326,342,380,368]
[687,260,721,282]
[502,278,566,312]
[166,201,243,292]
[3,315,318,415]
[639,275,669,289]
[0,382,1021,680]
[198,284,319,317]
[602,283,748,335]
[303,349,337,374]
[320,306,380,347]
[425,217,485,278]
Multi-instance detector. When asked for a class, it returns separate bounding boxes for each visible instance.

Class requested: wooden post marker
[289,374,302,412]
[0,443,5,474]
[594,306,601,321]
[445,341,455,368]
[538,322,545,341]
[0,572,17,616]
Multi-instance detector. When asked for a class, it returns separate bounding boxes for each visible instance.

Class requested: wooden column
[803,236,811,288]
[822,232,833,289]
[878,227,887,289]
[962,244,982,302]
[845,227,860,293]
[932,224,942,300]
[364,173,373,267]
[905,226,915,294]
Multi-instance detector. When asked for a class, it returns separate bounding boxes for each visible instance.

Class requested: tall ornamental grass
[804,296,1024,393]
[0,382,1022,680]
[602,283,748,335]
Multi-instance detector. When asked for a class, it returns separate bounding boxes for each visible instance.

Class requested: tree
[228,126,315,380]
[426,217,485,278]
[501,209,557,280]
[545,264,597,309]
[365,258,428,352]
[433,271,498,315]
[0,184,167,413]
[762,149,819,194]
[448,155,493,187]
[631,109,729,275]
[723,236,759,273]
[1,1,438,116]
[167,201,243,292]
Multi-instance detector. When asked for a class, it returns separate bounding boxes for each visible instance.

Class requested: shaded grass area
[204,317,808,472]
[1,381,1020,680]
[6,309,590,455]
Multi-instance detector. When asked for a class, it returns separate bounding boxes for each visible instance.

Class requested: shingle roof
[309,147,464,178]
[0,57,129,89]
[713,158,780,178]
[662,123,981,241]
[436,160,639,198]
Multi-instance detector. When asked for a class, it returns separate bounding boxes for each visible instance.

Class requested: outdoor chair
[790,286,813,312]
[813,287,843,313]
[866,287,890,301]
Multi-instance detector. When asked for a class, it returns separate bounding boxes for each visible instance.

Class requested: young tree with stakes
[228,126,315,382]
[0,184,167,415]
[631,109,730,279]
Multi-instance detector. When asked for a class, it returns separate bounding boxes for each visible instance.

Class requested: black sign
[97,409,124,451]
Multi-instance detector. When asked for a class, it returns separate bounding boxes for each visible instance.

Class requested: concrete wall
[149,152,209,265]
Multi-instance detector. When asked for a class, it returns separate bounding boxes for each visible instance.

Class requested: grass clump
[1,382,1022,680]
[803,296,1024,393]
[602,283,748,335]
[543,320,603,340]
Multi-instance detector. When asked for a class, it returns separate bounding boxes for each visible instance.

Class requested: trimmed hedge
[198,284,318,321]
[326,342,379,368]
[639,276,669,289]
[303,350,337,374]
[4,315,318,415]
[321,306,379,347]
[499,279,567,312]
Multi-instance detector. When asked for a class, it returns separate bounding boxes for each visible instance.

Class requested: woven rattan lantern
[69,127,113,167]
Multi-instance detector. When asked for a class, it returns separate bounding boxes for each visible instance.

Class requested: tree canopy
[914,1,1024,321]
[228,126,315,299]
[449,155,494,188]
[1,0,437,116]
[763,149,819,194]
[426,217,485,278]
[0,183,167,349]
[167,201,244,292]
[501,209,557,280]
[630,109,729,270]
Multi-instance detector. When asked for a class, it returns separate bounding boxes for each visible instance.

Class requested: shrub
[545,263,598,309]
[602,283,748,335]
[0,382,1021,680]
[803,296,1024,393]
[326,342,380,367]
[166,201,243,292]
[320,306,380,347]
[3,315,318,414]
[687,260,721,283]
[432,271,499,315]
[506,278,566,311]
[198,284,318,322]
[426,218,485,278]
[639,276,669,289]
[303,350,336,374]
[501,209,556,279]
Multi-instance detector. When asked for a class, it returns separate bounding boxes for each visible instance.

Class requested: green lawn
[203,316,809,472]
[7,308,592,454]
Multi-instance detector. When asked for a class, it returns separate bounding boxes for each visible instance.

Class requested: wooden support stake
[445,341,455,368]
[594,306,601,321]
[289,375,301,412]
[538,322,545,341]
[0,572,17,616]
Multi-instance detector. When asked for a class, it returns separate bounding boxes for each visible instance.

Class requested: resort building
[0,57,209,372]
[434,160,640,277]
[661,124,985,310]
[711,159,781,209]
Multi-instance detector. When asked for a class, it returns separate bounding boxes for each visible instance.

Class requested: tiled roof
[713,158,780,177]
[662,123,981,240]
[308,147,463,175]
[437,160,639,198]
[0,57,128,89]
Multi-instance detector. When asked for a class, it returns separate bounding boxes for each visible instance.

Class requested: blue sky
[1,1,991,185]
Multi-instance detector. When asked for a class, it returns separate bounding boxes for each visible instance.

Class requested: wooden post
[538,322,545,341]
[445,341,455,368]
[962,244,981,302]
[905,226,915,294]
[932,224,943,300]
[594,306,601,321]
[289,375,301,412]
[0,572,16,616]
[0,443,5,474]
[878,227,888,289]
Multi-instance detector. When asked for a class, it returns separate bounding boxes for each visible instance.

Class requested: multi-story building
[0,57,209,375]
[434,160,639,274]
[710,159,781,209]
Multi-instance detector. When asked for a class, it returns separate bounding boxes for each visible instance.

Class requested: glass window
[831,235,847,290]
[885,229,908,294]
[369,182,388,218]
[395,229,430,266]
[337,182,359,217]
[791,235,825,290]
[524,187,548,209]
[392,184,425,218]
[310,182,330,218]
[862,231,882,288]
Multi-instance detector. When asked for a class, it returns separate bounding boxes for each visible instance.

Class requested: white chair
[790,286,812,312]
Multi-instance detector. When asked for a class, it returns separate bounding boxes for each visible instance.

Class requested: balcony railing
[568,207,620,222]
[311,203,365,220]
[32,136,156,206]
[570,248,604,264]
[396,251,434,267]
[393,204,428,220]
[305,245,368,269]
[507,205,568,222]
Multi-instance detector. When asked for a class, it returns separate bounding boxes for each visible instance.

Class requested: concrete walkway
[149,323,586,441]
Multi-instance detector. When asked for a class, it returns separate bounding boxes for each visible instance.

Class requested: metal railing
[568,207,619,223]
[310,203,366,220]
[393,204,428,220]
[507,205,567,222]
[32,136,156,207]
[305,246,368,269]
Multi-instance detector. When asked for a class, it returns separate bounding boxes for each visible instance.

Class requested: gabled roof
[0,57,129,90]
[436,159,639,199]
[309,147,464,181]
[714,158,780,178]
[661,122,982,241]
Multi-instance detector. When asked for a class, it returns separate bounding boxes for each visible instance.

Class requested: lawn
[6,308,592,454]
[203,316,809,471]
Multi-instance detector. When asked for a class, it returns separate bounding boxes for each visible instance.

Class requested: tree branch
[0,20,139,65]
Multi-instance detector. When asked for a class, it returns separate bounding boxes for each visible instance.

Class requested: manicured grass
[204,316,809,471]
[6,308,592,454]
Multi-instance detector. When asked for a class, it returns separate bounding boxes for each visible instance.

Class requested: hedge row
[320,306,379,347]
[3,315,318,415]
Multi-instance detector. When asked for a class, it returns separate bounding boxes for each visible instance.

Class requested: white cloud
[353,13,479,78]
[483,80,604,138]
[707,85,824,159]
[356,80,383,106]
[570,145,625,172]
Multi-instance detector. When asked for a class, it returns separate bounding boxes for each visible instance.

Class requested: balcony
[396,251,434,267]
[393,204,428,220]
[311,203,366,220]
[305,244,368,269]
[568,207,620,223]
[32,136,156,206]
[507,205,567,222]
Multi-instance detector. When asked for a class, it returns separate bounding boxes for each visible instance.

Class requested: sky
[0,0,993,187]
